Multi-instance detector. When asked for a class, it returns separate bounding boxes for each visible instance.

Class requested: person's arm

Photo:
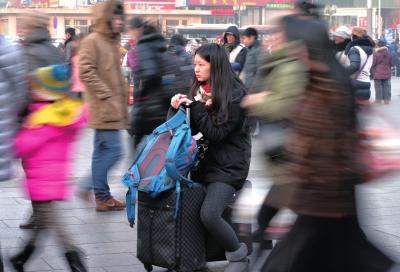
[65,42,72,64]
[253,62,307,121]
[14,126,64,158]
[0,43,27,116]
[345,48,361,75]
[79,38,112,100]
[190,100,244,143]
[231,47,247,72]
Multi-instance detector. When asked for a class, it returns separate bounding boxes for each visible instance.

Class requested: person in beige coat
[79,0,128,211]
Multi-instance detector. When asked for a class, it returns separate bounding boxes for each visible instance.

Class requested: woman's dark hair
[129,16,144,29]
[189,43,246,125]
[129,17,159,35]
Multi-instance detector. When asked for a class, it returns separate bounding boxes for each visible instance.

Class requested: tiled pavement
[2,79,400,271]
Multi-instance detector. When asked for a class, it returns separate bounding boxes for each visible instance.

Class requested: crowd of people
[0,0,399,271]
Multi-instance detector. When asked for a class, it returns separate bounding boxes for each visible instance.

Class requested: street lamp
[324,4,337,28]
[233,5,246,28]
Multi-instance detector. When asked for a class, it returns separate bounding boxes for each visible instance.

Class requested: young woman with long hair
[171,43,251,272]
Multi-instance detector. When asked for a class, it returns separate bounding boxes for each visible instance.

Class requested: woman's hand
[171,94,193,109]
[241,91,269,108]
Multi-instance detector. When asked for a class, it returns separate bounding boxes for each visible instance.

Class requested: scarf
[25,97,84,128]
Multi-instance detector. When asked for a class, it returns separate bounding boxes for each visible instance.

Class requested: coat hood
[93,0,124,40]
[224,26,240,46]
[345,38,374,55]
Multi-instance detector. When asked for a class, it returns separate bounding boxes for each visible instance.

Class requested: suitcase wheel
[144,264,153,272]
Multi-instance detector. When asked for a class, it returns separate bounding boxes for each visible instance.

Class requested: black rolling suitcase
[206,180,253,262]
[137,184,206,272]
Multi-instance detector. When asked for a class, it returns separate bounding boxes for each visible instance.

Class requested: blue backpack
[122,107,198,227]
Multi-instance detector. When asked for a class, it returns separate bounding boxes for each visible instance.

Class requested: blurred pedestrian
[344,27,374,102]
[332,25,351,66]
[70,33,86,99]
[127,17,180,148]
[127,37,139,90]
[241,23,308,250]
[19,11,65,230]
[78,0,128,211]
[168,34,193,93]
[372,39,392,104]
[64,27,76,64]
[11,63,87,272]
[0,18,27,272]
[0,19,27,182]
[261,14,393,272]
[241,27,263,89]
[388,38,399,77]
[171,43,251,272]
[223,26,247,76]
[121,42,132,85]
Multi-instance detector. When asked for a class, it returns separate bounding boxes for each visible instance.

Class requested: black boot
[65,250,87,272]
[10,244,35,272]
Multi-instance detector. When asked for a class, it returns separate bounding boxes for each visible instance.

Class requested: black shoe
[10,244,35,272]
[65,250,87,272]
[19,216,37,230]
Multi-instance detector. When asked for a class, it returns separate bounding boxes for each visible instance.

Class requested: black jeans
[200,182,240,252]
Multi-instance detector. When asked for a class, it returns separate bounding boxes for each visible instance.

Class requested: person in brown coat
[78,0,128,212]
[262,13,394,272]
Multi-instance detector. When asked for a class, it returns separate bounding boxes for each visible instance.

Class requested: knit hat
[352,27,367,38]
[333,26,351,39]
[30,64,71,102]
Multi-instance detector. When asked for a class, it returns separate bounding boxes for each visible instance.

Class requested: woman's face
[194,54,211,82]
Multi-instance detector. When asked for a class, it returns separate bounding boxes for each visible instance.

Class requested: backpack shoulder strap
[155,107,186,134]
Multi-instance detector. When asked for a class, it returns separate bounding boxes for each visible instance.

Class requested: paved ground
[2,79,400,271]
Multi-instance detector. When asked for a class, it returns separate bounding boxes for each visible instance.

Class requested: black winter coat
[130,33,180,137]
[344,38,374,100]
[190,87,251,190]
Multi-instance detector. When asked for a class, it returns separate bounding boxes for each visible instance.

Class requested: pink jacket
[14,103,87,201]
[71,55,85,93]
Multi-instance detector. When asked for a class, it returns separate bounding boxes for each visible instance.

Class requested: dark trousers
[27,201,74,251]
[200,182,240,252]
[262,215,393,272]
[374,79,391,102]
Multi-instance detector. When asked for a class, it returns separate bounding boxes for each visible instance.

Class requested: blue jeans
[87,130,123,201]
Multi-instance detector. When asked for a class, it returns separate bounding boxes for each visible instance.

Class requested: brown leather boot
[96,197,125,212]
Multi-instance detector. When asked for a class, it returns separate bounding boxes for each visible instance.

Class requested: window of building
[182,20,188,25]
[166,19,180,26]
[74,19,89,34]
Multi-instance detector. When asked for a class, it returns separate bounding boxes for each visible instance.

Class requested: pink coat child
[14,102,87,201]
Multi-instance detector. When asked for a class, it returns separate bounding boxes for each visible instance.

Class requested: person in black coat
[223,26,247,75]
[171,44,251,272]
[344,27,375,101]
[128,18,181,147]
